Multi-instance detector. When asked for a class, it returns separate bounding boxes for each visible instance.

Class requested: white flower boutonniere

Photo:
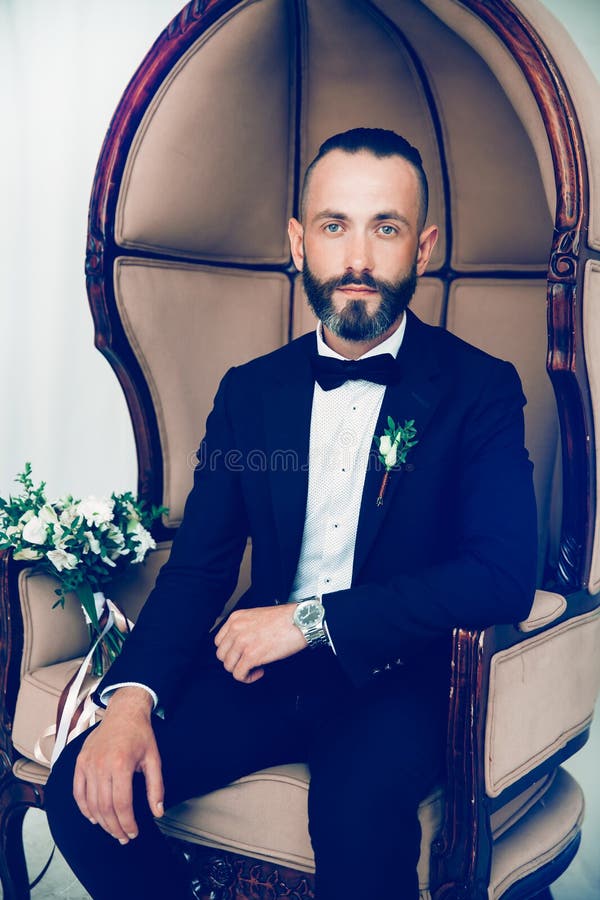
[374,417,418,506]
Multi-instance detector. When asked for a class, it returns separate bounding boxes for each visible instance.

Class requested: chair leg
[0,772,45,900]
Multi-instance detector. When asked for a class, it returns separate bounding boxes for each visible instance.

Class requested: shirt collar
[316,313,407,361]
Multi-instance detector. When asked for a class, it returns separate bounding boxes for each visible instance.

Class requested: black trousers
[45,646,448,900]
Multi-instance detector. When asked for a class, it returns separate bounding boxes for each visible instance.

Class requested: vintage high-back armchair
[2,1,600,898]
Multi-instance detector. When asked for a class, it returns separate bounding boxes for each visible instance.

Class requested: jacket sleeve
[323,360,539,688]
[95,367,249,711]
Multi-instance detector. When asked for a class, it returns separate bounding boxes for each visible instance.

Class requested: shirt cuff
[323,619,337,655]
[99,682,159,711]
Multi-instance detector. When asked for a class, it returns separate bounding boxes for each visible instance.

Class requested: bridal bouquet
[0,463,166,677]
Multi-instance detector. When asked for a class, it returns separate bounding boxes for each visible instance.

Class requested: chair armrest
[517,588,567,632]
[485,603,600,796]
[431,590,600,899]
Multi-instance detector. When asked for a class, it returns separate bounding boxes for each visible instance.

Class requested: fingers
[73,764,95,824]
[241,666,265,684]
[142,748,165,819]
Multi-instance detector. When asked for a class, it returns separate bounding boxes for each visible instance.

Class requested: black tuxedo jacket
[99,309,537,711]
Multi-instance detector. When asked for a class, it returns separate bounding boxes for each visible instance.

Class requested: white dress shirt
[101,316,407,707]
[289,318,406,654]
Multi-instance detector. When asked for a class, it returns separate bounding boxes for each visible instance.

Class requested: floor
[8,711,599,899]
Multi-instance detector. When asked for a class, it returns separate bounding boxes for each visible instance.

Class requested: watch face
[297,601,322,627]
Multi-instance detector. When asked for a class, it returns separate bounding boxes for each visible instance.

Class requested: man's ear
[288,218,304,271]
[416,224,438,276]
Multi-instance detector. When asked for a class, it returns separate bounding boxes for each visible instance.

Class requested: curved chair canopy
[86,0,599,600]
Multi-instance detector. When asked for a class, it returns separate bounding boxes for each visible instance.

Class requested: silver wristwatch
[293,596,330,648]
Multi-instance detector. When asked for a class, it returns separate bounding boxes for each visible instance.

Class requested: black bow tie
[311,353,401,391]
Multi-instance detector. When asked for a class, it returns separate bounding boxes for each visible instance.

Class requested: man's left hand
[214,604,307,683]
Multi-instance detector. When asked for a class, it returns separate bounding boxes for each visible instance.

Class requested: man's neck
[321,314,405,360]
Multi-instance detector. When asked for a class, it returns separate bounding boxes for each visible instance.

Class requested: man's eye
[378,225,397,236]
[324,223,342,233]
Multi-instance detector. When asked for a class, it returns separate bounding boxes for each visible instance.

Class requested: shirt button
[324,577,331,584]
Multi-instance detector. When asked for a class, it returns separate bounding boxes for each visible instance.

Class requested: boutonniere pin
[374,417,418,506]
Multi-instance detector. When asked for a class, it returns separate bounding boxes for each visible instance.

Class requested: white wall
[0,0,182,500]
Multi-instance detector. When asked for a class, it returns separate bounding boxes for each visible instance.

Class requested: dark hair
[300,127,429,229]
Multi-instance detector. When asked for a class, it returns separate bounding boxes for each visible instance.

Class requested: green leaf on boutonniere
[373,419,419,507]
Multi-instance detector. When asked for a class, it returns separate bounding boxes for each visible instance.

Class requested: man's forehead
[305,150,420,217]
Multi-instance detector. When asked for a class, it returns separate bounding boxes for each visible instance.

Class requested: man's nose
[345,233,373,273]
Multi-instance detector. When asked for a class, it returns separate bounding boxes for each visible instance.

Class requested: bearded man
[46,128,537,900]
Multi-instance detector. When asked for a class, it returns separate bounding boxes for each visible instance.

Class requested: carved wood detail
[169,839,315,900]
[462,0,592,591]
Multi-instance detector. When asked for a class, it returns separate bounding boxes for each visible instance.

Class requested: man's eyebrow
[373,211,411,228]
[312,210,349,222]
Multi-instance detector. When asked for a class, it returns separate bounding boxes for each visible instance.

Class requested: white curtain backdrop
[0,0,181,500]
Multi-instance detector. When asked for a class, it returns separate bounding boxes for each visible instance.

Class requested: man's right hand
[73,686,164,843]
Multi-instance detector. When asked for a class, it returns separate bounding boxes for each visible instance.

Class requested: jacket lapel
[351,311,447,580]
[262,335,315,597]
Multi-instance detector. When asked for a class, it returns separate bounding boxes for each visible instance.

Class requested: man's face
[288,150,438,341]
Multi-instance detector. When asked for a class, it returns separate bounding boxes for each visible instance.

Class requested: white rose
[384,443,398,468]
[47,548,78,572]
[131,523,156,563]
[77,496,114,528]
[39,504,59,526]
[22,516,49,545]
[378,435,392,456]
[13,547,44,561]
[19,509,35,525]
[5,525,21,539]
[59,504,79,527]
[84,531,102,555]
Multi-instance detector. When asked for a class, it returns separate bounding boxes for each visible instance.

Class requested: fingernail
[156,801,164,815]
[118,838,129,845]
[127,832,137,839]
[88,818,97,825]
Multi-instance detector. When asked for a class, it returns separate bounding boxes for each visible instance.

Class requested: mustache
[335,271,379,290]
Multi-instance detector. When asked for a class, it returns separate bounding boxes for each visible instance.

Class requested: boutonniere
[374,417,418,506]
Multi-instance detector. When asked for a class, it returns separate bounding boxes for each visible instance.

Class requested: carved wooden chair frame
[1,1,597,898]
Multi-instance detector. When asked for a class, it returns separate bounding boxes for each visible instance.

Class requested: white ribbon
[34,592,133,767]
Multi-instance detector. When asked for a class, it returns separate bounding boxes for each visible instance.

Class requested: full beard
[302,258,418,342]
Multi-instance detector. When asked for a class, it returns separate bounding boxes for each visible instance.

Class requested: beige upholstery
[158,770,557,885]
[489,768,584,900]
[114,259,290,526]
[584,260,600,592]
[116,0,295,264]
[300,0,446,271]
[518,589,566,633]
[376,0,553,269]
[485,607,600,797]
[446,280,559,577]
